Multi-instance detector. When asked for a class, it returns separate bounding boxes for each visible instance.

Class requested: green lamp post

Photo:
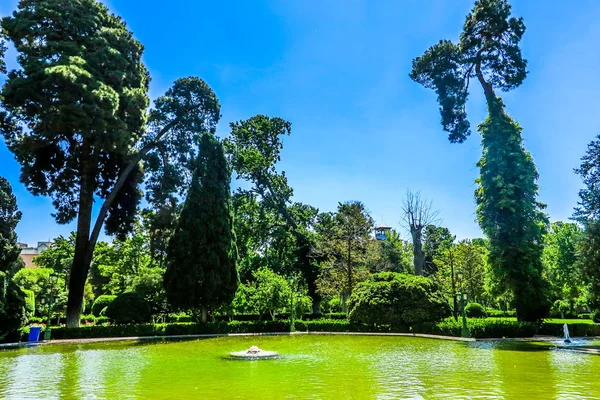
[289,274,295,332]
[456,270,470,338]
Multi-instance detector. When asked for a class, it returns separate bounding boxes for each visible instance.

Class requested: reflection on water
[1,336,600,399]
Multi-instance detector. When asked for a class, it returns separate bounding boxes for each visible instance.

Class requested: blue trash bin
[28,326,42,342]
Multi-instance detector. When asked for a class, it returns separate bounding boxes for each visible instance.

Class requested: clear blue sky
[1,0,600,245]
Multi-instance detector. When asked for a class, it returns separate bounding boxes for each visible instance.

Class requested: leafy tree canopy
[410,0,526,142]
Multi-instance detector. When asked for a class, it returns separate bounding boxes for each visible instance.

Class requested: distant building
[374,224,392,241]
[18,241,52,268]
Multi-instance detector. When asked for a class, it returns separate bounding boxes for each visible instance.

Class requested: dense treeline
[1,0,600,341]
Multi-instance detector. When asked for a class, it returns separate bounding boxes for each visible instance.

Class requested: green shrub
[592,311,600,324]
[105,292,152,324]
[320,312,347,320]
[348,272,450,328]
[295,319,351,332]
[539,321,600,337]
[486,309,516,318]
[465,303,486,318]
[22,289,35,316]
[413,318,538,338]
[94,316,110,325]
[80,314,95,324]
[0,279,28,342]
[91,295,116,317]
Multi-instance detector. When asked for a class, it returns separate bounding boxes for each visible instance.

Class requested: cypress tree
[0,176,27,339]
[164,134,238,322]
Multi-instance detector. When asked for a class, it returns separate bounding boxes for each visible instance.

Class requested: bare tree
[401,191,440,275]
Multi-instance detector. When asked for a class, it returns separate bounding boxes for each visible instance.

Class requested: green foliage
[593,311,600,324]
[476,105,549,321]
[92,295,116,317]
[1,1,223,327]
[411,0,548,322]
[164,134,238,320]
[415,317,537,338]
[550,300,575,319]
[423,225,455,275]
[105,292,152,324]
[369,229,413,274]
[13,268,67,316]
[348,272,451,328]
[1,0,149,230]
[0,279,28,340]
[465,302,487,318]
[0,177,22,277]
[249,268,291,320]
[90,221,160,299]
[22,289,35,316]
[410,0,526,142]
[486,309,516,318]
[574,136,600,315]
[225,115,321,312]
[33,234,75,275]
[455,239,487,302]
[315,202,374,309]
[0,177,27,339]
[542,223,582,292]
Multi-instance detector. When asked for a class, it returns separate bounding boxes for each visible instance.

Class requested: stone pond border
[3,331,598,351]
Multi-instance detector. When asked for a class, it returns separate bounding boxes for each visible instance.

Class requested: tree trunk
[201,306,208,323]
[347,241,353,297]
[66,144,95,328]
[341,291,348,313]
[411,227,425,275]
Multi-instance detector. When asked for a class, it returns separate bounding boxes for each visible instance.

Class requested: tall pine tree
[410,0,549,321]
[164,134,238,322]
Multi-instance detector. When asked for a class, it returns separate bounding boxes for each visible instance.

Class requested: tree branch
[84,104,202,263]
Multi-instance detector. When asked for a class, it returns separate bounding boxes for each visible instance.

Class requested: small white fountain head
[563,323,572,343]
[228,346,280,360]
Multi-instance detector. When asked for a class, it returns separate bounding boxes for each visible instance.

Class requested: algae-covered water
[1,335,599,399]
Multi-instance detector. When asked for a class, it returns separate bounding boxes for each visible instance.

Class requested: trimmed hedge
[486,309,516,318]
[16,317,600,342]
[105,292,152,324]
[413,318,538,338]
[91,295,116,317]
[465,303,486,318]
[539,321,600,337]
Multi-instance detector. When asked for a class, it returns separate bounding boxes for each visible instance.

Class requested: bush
[105,292,152,324]
[465,303,486,318]
[0,279,28,342]
[539,321,600,337]
[94,316,110,325]
[22,289,35,316]
[80,314,95,324]
[348,272,450,328]
[91,295,116,316]
[486,309,516,318]
[592,311,600,324]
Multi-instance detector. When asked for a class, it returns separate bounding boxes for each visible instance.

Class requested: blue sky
[1,0,600,245]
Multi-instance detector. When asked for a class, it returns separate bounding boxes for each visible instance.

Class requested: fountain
[228,346,280,360]
[563,323,571,343]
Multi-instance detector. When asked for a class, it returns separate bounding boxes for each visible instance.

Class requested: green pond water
[1,335,599,399]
